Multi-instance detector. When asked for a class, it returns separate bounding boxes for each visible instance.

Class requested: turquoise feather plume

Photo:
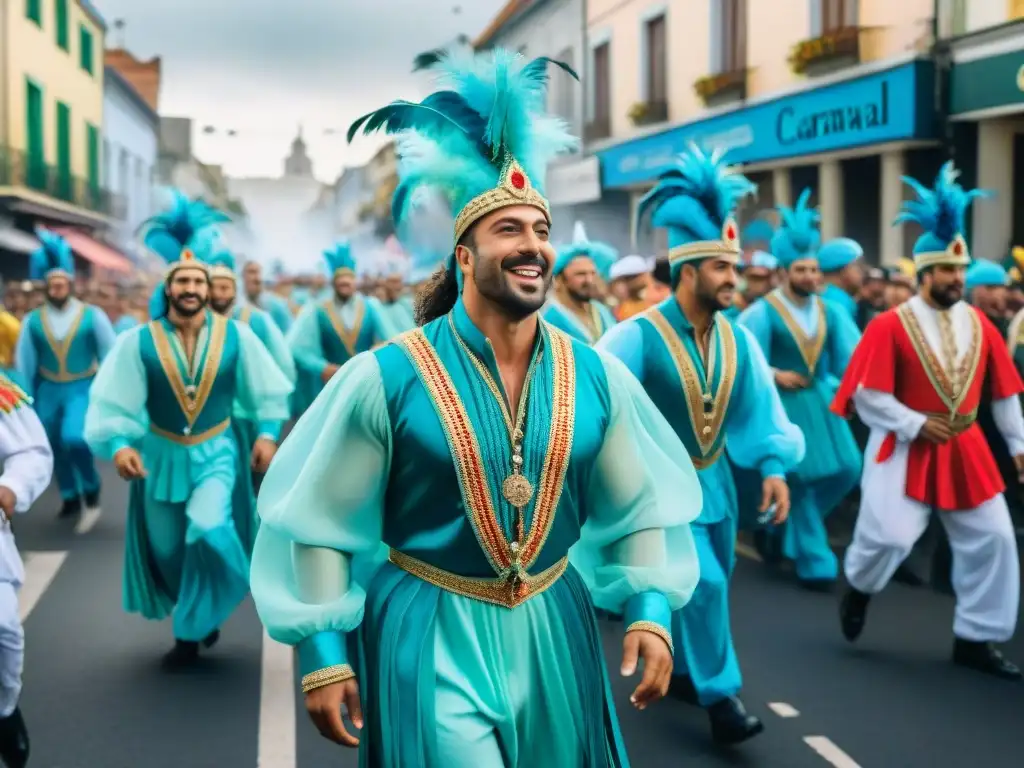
[894,161,988,257]
[771,188,820,267]
[140,190,231,265]
[29,229,75,281]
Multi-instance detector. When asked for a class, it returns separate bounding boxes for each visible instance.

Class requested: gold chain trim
[150,418,230,446]
[238,306,252,325]
[763,293,828,377]
[896,304,981,416]
[300,664,355,694]
[667,240,740,265]
[626,620,674,656]
[148,314,227,428]
[389,549,567,609]
[322,298,365,358]
[39,303,94,381]
[642,309,736,459]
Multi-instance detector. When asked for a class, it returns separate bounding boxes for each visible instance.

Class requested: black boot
[707,696,763,745]
[839,588,870,642]
[202,629,220,649]
[752,529,782,566]
[84,487,101,510]
[952,639,1022,681]
[0,707,29,768]
[58,497,82,518]
[161,640,200,670]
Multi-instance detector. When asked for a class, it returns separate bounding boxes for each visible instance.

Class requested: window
[645,14,667,102]
[79,24,94,74]
[56,102,71,198]
[813,0,858,35]
[25,0,41,26]
[55,0,69,50]
[548,47,575,122]
[944,0,967,35]
[25,80,45,189]
[592,42,611,123]
[711,0,747,74]
[87,123,100,192]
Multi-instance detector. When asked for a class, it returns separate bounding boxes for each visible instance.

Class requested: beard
[790,281,816,298]
[474,250,552,321]
[47,293,70,309]
[210,297,234,315]
[565,283,594,303]
[931,283,962,308]
[695,275,735,313]
[169,292,208,317]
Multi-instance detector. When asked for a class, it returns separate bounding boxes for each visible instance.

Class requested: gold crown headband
[210,265,235,281]
[334,267,355,277]
[913,234,969,272]
[165,247,211,279]
[667,217,741,265]
[453,157,551,242]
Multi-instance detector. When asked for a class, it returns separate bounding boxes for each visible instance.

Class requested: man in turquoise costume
[738,190,862,588]
[542,222,618,344]
[597,145,804,745]
[286,241,397,416]
[375,265,416,333]
[817,236,864,319]
[241,259,293,333]
[15,230,116,518]
[251,49,703,766]
[722,249,778,320]
[83,192,293,669]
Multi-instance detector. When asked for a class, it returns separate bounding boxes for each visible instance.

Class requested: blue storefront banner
[598,59,935,189]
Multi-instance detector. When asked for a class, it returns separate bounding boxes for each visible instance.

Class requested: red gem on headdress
[510,170,526,190]
[726,225,736,240]
[952,240,963,255]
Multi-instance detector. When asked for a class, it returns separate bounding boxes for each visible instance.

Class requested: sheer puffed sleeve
[594,320,646,380]
[571,351,701,651]
[89,305,118,361]
[286,303,328,377]
[725,326,806,479]
[232,321,294,442]
[250,351,389,687]
[84,328,148,461]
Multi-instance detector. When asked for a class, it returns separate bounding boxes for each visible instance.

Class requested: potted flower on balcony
[788,26,861,76]
[627,101,650,126]
[693,70,747,107]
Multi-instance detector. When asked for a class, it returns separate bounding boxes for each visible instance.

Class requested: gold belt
[38,363,97,383]
[150,418,230,446]
[388,548,567,609]
[922,408,978,436]
[692,444,723,470]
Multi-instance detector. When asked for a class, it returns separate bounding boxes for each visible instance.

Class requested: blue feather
[346,99,474,145]
[140,190,230,265]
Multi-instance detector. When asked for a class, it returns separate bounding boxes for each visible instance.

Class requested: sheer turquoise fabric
[542,299,617,345]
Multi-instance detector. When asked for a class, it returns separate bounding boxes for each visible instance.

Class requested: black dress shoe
[799,578,835,593]
[0,707,30,768]
[669,674,699,705]
[707,696,764,745]
[952,639,1023,681]
[202,629,220,649]
[84,488,101,509]
[161,640,201,670]
[58,497,82,518]
[839,588,870,642]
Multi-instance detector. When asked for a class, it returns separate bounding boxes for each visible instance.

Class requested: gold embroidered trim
[300,664,355,694]
[643,309,736,459]
[38,303,96,382]
[691,444,723,470]
[453,158,550,242]
[150,418,230,446]
[896,304,981,416]
[323,299,365,357]
[238,306,252,325]
[389,548,567,609]
[148,314,228,427]
[626,620,674,656]
[764,293,828,377]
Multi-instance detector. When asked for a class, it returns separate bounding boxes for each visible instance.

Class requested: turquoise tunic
[598,296,804,704]
[821,283,857,320]
[287,294,398,416]
[251,299,703,767]
[84,312,293,641]
[739,289,862,581]
[114,314,139,334]
[542,298,616,345]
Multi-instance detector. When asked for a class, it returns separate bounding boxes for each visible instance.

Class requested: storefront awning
[0,226,39,254]
[53,228,133,273]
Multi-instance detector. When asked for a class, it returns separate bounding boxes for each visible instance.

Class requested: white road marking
[75,507,102,534]
[19,551,68,621]
[257,630,296,768]
[804,736,863,768]
[767,701,800,718]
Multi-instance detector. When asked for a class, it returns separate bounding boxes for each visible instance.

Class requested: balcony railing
[0,146,122,218]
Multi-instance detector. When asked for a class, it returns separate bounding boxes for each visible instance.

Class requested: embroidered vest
[762,293,829,379]
[30,304,99,382]
[316,298,375,365]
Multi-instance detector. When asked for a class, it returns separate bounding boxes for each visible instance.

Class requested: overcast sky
[94,0,506,182]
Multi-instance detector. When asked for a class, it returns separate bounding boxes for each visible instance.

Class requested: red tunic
[832,305,1023,511]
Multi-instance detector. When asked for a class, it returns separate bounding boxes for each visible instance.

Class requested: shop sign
[950,47,1024,116]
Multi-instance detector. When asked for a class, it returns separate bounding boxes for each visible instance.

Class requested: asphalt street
[12,462,1024,768]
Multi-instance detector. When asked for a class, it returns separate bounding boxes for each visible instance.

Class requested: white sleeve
[851,388,927,442]
[0,406,54,513]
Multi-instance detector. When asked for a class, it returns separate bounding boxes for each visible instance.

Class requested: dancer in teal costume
[240,259,293,334]
[84,192,293,668]
[251,48,703,766]
[817,236,863,319]
[286,242,397,416]
[597,145,804,745]
[16,230,116,517]
[543,222,618,344]
[738,190,862,586]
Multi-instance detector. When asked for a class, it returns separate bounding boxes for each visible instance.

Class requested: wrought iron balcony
[0,146,124,218]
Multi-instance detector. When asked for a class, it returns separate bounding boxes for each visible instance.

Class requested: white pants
[844,433,1020,643]
[0,583,22,717]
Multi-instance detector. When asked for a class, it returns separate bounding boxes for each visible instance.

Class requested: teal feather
[771,188,821,265]
[140,189,230,265]
[893,160,988,241]
[346,99,474,144]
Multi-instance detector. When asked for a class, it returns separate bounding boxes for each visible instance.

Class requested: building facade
[943,0,1024,260]
[103,62,159,259]
[587,0,942,265]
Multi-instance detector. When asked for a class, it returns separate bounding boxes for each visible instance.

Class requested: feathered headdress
[323,242,356,277]
[894,161,987,273]
[770,188,821,268]
[553,221,618,281]
[349,48,578,286]
[30,229,75,282]
[393,185,454,284]
[817,237,863,273]
[139,190,230,278]
[742,218,775,248]
[636,144,756,282]
[965,259,1008,293]
[199,229,237,281]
